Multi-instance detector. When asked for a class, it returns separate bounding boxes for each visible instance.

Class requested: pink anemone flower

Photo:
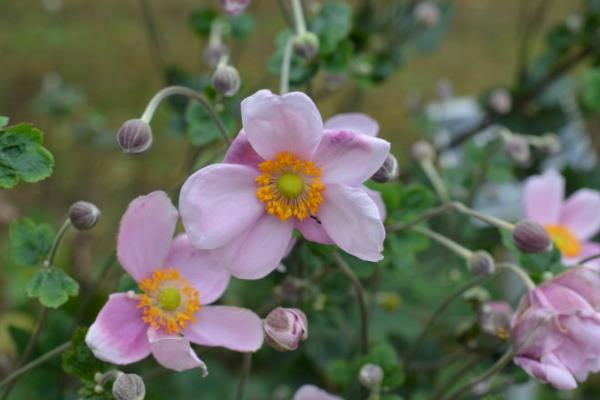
[180,90,390,280]
[221,0,251,16]
[293,385,343,400]
[523,169,600,268]
[85,191,263,375]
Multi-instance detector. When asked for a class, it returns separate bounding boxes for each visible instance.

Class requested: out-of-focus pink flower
[510,266,600,390]
[522,169,600,268]
[85,191,263,374]
[221,0,251,16]
[293,385,343,400]
[180,90,390,280]
[479,301,512,339]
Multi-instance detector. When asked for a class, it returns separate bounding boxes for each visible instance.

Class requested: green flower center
[158,287,182,311]
[276,172,304,199]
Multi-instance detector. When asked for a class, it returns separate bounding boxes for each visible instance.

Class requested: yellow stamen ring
[137,268,200,334]
[256,151,325,222]
[545,224,582,258]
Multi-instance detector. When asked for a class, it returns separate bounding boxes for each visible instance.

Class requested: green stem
[235,353,252,400]
[453,203,515,231]
[280,36,295,94]
[290,0,307,34]
[0,342,70,389]
[411,226,473,260]
[497,262,535,290]
[429,353,486,400]
[420,159,450,202]
[44,219,71,269]
[387,202,457,232]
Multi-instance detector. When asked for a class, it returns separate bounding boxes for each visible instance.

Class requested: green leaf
[189,8,218,36]
[25,269,79,308]
[0,116,8,128]
[229,14,255,39]
[582,68,600,111]
[0,122,54,189]
[9,218,54,267]
[310,2,353,54]
[185,102,236,146]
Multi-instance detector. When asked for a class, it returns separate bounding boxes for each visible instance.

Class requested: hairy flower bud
[414,2,440,27]
[468,251,495,276]
[69,201,101,230]
[512,220,552,253]
[488,88,512,114]
[504,134,531,166]
[371,154,399,183]
[359,363,384,389]
[116,119,153,154]
[479,302,512,339]
[211,64,241,97]
[264,307,308,351]
[293,32,320,60]
[112,373,145,400]
[411,140,435,162]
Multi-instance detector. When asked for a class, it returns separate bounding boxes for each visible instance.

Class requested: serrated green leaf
[25,269,79,308]
[62,327,110,381]
[310,2,352,54]
[189,8,218,36]
[9,218,54,267]
[582,68,600,111]
[185,102,236,146]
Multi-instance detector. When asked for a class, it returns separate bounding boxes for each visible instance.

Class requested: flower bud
[69,201,101,230]
[488,88,512,114]
[293,32,320,60]
[512,220,552,253]
[411,140,435,162]
[116,119,153,154]
[504,134,531,166]
[479,302,512,339]
[414,2,440,27]
[203,42,230,68]
[211,64,241,97]
[371,154,399,183]
[112,373,145,400]
[358,363,384,389]
[263,307,308,351]
[467,251,495,276]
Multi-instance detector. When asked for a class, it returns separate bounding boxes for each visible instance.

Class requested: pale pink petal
[214,214,294,279]
[523,169,564,225]
[185,305,263,352]
[293,385,343,400]
[319,184,385,261]
[295,219,334,245]
[324,113,379,137]
[222,0,251,16]
[117,191,178,282]
[147,328,208,375]
[559,189,600,240]
[579,242,600,269]
[514,356,577,390]
[552,266,600,308]
[85,293,150,365]
[312,130,390,186]
[241,90,323,160]
[164,234,231,305]
[179,163,263,249]
[223,130,264,169]
[362,186,387,221]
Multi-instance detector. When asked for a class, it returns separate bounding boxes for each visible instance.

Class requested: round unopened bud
[358,363,384,389]
[264,307,308,351]
[479,302,513,339]
[211,64,241,97]
[293,32,320,59]
[112,373,145,400]
[411,140,435,162]
[504,134,531,166]
[512,220,552,253]
[116,119,153,154]
[69,201,101,230]
[468,251,495,276]
[371,154,399,183]
[414,2,440,27]
[488,88,512,114]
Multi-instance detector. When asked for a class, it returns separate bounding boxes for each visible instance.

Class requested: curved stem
[497,262,535,291]
[453,202,515,231]
[411,226,473,260]
[387,202,457,232]
[44,219,71,269]
[280,36,295,95]
[420,159,450,202]
[429,353,486,400]
[140,85,231,145]
[0,342,70,389]
[333,252,369,355]
[291,0,307,35]
[235,353,252,400]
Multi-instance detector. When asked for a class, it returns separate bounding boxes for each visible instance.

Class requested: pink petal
[164,234,231,305]
[579,242,600,269]
[223,130,264,169]
[221,0,251,16]
[559,189,600,240]
[514,355,577,390]
[185,305,263,352]
[180,163,263,249]
[241,90,323,160]
[117,191,178,282]
[147,328,208,375]
[552,266,600,308]
[312,130,390,186]
[293,385,343,400]
[319,184,385,261]
[324,113,379,137]
[85,293,150,365]
[523,169,564,225]
[362,186,387,221]
[214,214,294,279]
[295,219,334,244]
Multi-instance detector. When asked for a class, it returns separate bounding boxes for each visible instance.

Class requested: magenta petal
[147,329,208,375]
[523,169,564,225]
[362,186,387,221]
[223,130,264,168]
[85,293,150,365]
[295,218,334,245]
[559,189,600,240]
[185,305,263,352]
[324,113,379,137]
[292,385,343,400]
[312,130,390,186]
[164,234,231,305]
[117,191,178,282]
[320,184,385,261]
[514,356,577,390]
[241,90,323,160]
[180,163,263,249]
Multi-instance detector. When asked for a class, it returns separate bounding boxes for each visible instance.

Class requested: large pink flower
[85,191,263,374]
[523,169,600,267]
[510,266,600,390]
[293,385,343,400]
[180,90,390,279]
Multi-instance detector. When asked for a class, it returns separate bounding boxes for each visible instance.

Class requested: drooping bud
[69,201,101,230]
[263,307,308,351]
[411,140,435,162]
[116,119,153,154]
[293,32,320,60]
[504,134,531,166]
[371,154,399,183]
[414,2,440,27]
[512,220,552,253]
[211,64,241,97]
[358,363,384,390]
[467,251,495,276]
[479,302,513,340]
[112,373,146,400]
[488,88,512,114]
